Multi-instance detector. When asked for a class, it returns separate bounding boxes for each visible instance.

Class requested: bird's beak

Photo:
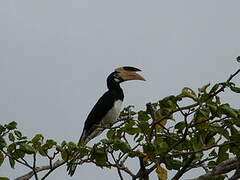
[115,67,146,81]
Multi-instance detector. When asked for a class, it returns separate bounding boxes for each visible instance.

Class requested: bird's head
[107,66,145,88]
[114,66,145,82]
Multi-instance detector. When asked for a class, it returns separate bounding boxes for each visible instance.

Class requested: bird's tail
[79,129,86,144]
[67,131,87,176]
[67,151,81,176]
[67,129,102,175]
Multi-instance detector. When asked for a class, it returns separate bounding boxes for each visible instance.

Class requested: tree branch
[172,154,195,180]
[189,157,239,180]
[15,160,66,180]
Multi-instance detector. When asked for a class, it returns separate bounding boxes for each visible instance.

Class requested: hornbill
[67,66,145,176]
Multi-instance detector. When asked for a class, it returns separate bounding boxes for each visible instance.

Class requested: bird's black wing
[68,92,115,176]
[79,90,115,143]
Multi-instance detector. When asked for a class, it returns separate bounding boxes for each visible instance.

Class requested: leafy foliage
[1,68,240,180]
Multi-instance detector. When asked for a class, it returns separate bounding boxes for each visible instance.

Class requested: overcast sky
[1,1,240,179]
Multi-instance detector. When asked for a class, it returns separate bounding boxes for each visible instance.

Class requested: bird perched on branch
[67,66,145,176]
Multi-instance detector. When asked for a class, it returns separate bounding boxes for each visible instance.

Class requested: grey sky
[1,1,240,179]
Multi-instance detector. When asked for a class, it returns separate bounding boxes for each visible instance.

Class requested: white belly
[101,100,123,126]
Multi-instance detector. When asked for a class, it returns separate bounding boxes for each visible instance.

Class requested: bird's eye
[114,73,121,82]
[114,73,120,78]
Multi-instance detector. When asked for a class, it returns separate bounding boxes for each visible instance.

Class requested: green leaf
[67,142,76,150]
[0,136,6,149]
[0,151,4,166]
[143,143,156,158]
[175,121,186,131]
[0,125,6,134]
[181,87,197,100]
[19,144,36,154]
[191,136,203,151]
[39,147,47,156]
[219,104,238,118]
[216,127,229,140]
[113,139,131,153]
[230,86,240,93]
[198,83,210,93]
[78,146,90,156]
[157,141,168,153]
[122,120,135,129]
[12,149,25,159]
[61,140,67,147]
[138,121,150,135]
[208,161,216,168]
[121,120,140,135]
[229,143,240,155]
[14,130,22,138]
[155,136,170,154]
[138,111,150,121]
[198,109,210,119]
[91,146,108,167]
[217,144,229,164]
[8,133,15,142]
[209,149,217,157]
[9,157,15,168]
[135,135,144,142]
[107,129,115,139]
[0,177,10,180]
[210,83,220,94]
[165,158,182,170]
[204,135,215,146]
[159,96,178,110]
[5,121,17,130]
[32,134,44,144]
[126,128,141,135]
[61,149,68,161]
[230,126,240,136]
[42,139,57,151]
[215,96,221,104]
[7,143,16,153]
[195,109,210,130]
[207,103,218,115]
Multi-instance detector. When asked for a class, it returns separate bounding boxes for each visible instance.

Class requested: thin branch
[32,153,38,180]
[109,162,135,178]
[229,173,240,180]
[147,103,169,141]
[168,110,189,151]
[172,154,195,180]
[110,153,124,180]
[149,68,240,136]
[229,155,240,180]
[133,157,149,180]
[15,160,66,180]
[210,68,240,97]
[168,140,238,158]
[1,149,33,170]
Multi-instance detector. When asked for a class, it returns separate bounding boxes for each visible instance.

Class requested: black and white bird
[67,66,145,176]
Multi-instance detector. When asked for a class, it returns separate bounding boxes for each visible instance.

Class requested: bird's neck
[107,83,124,100]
